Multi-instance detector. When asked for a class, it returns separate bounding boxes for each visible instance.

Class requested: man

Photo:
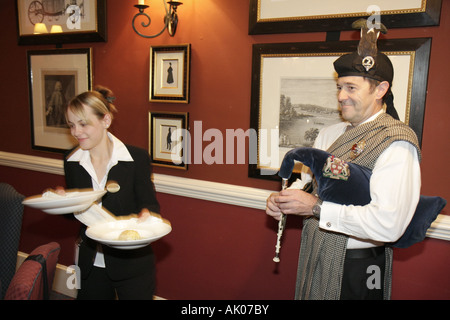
[266,21,421,300]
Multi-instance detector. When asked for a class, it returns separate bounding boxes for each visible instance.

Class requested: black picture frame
[249,0,442,35]
[149,44,191,104]
[16,0,107,45]
[149,111,189,170]
[27,48,92,153]
[249,38,432,180]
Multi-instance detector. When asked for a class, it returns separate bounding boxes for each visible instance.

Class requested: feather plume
[352,18,387,58]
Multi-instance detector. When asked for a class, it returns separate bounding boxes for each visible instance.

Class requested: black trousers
[77,266,155,300]
[340,247,385,300]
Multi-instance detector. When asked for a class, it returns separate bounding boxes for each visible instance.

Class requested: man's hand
[266,189,317,220]
[266,192,283,220]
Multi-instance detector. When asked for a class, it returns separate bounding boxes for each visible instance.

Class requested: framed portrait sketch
[149,112,189,170]
[149,44,191,103]
[249,38,431,180]
[249,0,442,35]
[16,0,107,45]
[27,48,92,153]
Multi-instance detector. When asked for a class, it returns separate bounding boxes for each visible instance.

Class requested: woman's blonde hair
[66,85,117,123]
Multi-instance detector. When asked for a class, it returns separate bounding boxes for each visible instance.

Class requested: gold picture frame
[249,0,442,34]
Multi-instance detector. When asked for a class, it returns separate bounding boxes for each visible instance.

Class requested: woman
[64,86,160,299]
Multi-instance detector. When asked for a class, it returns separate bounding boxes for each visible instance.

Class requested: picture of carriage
[17,0,106,45]
[27,0,84,25]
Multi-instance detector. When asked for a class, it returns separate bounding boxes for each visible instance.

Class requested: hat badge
[362,56,375,71]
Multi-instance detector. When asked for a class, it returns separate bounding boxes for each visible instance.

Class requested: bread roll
[118,230,141,241]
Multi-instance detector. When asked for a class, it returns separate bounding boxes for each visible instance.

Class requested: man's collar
[348,109,384,128]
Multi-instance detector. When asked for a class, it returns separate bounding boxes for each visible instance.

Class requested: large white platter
[22,189,106,214]
[86,217,172,250]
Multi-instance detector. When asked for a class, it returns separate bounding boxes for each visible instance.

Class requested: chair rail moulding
[0,150,448,242]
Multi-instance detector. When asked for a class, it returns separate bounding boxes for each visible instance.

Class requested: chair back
[5,242,60,300]
[0,183,25,299]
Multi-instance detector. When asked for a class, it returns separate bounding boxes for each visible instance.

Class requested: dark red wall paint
[0,1,448,299]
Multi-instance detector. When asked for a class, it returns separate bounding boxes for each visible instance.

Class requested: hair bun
[94,85,117,113]
[94,85,113,100]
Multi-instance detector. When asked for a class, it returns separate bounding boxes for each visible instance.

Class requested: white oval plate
[22,189,106,214]
[86,217,172,250]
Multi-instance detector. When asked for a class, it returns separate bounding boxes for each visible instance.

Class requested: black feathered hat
[334,19,399,119]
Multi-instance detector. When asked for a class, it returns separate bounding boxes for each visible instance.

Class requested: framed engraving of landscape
[249,39,431,180]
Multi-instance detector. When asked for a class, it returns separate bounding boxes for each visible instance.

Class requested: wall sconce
[132,0,183,38]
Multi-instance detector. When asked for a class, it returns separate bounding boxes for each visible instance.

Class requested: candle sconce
[132,1,183,38]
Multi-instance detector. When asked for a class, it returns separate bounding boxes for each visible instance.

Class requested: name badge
[106,181,120,193]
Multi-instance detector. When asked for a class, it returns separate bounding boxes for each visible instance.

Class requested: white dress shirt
[293,111,421,249]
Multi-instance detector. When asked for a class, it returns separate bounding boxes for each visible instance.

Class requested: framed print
[149,112,189,170]
[27,48,92,153]
[249,38,431,180]
[249,0,442,35]
[16,0,107,45]
[149,44,191,103]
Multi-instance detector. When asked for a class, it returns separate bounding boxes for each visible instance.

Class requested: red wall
[0,0,449,299]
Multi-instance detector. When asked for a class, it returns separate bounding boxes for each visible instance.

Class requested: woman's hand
[54,186,66,195]
[43,186,66,196]
[137,208,152,223]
